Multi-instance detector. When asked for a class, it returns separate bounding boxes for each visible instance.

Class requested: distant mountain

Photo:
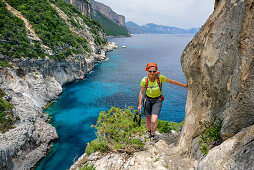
[126,21,200,34]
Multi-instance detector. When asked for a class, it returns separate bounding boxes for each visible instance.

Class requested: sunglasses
[148,70,157,73]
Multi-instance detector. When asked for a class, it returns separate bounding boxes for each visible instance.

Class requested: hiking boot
[150,135,159,143]
[145,130,152,138]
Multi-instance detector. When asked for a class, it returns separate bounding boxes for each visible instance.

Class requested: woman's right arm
[138,87,145,111]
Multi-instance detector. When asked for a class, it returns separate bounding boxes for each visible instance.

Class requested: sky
[95,0,215,29]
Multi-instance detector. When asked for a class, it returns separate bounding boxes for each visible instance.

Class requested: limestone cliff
[65,0,126,27]
[89,0,126,26]
[63,0,92,18]
[180,0,254,168]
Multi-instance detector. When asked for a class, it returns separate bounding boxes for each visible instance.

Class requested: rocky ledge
[0,42,117,170]
[70,131,197,170]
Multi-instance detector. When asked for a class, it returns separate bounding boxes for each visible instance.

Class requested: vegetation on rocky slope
[92,10,129,36]
[86,107,146,155]
[85,106,184,156]
[199,119,222,155]
[157,119,184,133]
[50,0,106,46]
[0,88,16,133]
[0,61,13,68]
[1,0,106,59]
[0,0,45,59]
[80,163,95,170]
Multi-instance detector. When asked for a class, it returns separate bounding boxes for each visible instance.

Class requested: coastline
[106,34,132,38]
[0,42,117,170]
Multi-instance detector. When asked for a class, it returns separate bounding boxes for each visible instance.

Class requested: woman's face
[147,66,157,78]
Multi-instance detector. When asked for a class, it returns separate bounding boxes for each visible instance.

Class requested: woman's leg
[151,115,158,135]
[146,115,152,132]
[150,100,162,136]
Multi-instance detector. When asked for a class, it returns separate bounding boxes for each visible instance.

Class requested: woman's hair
[145,63,158,71]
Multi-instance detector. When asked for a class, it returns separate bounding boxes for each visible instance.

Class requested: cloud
[95,0,214,29]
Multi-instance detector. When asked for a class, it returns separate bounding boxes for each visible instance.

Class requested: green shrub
[198,119,223,155]
[85,107,146,155]
[0,89,6,97]
[80,163,95,170]
[157,119,184,133]
[85,138,109,156]
[0,61,13,68]
[0,88,15,133]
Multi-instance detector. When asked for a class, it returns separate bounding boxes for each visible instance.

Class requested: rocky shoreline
[0,42,117,170]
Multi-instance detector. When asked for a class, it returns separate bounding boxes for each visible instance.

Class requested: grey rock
[197,124,254,170]
[179,0,254,154]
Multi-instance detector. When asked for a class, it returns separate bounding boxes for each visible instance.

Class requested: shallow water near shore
[36,34,193,170]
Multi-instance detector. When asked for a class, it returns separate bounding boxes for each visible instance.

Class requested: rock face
[64,0,126,27]
[89,0,126,26]
[63,0,92,18]
[180,0,254,168]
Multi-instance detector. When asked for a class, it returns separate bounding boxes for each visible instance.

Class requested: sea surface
[36,34,193,170]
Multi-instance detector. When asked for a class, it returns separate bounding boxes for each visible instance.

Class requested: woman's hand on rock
[184,81,188,90]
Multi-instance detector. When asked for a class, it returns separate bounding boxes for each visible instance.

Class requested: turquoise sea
[36,34,193,170]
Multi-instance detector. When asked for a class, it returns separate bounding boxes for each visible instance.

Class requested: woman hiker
[138,63,188,142]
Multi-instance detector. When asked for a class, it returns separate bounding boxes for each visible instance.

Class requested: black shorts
[143,96,163,116]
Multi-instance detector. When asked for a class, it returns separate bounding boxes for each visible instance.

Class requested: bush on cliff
[85,106,185,155]
[198,118,223,155]
[157,119,184,133]
[0,61,13,68]
[80,163,95,170]
[85,107,146,155]
[0,88,16,133]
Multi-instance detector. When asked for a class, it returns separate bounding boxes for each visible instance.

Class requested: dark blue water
[36,34,193,170]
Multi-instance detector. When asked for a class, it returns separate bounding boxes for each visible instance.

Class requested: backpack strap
[145,76,149,90]
[157,74,164,101]
[145,74,162,92]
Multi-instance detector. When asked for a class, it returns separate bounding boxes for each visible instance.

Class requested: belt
[145,95,161,100]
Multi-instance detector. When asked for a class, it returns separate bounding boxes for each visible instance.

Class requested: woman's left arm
[166,78,188,89]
